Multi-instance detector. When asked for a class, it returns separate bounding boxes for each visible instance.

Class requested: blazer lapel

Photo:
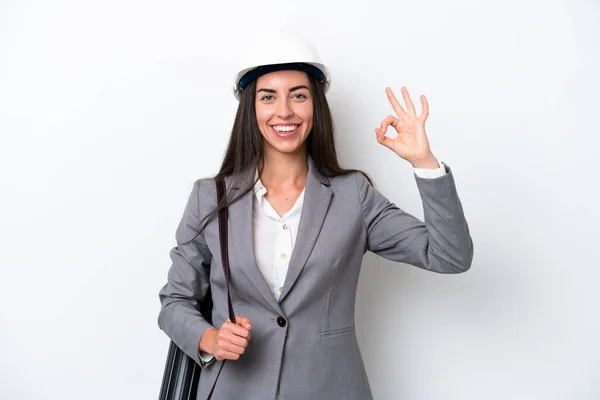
[228,184,284,314]
[279,157,332,302]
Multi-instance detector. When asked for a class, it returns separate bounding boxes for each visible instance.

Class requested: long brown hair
[193,74,371,237]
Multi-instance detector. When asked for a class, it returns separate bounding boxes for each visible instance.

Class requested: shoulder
[327,171,374,204]
[193,175,240,207]
[328,170,372,189]
[189,178,217,207]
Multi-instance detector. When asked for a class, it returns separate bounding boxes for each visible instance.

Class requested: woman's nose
[276,100,293,118]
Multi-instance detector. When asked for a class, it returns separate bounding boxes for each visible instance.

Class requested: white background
[1,0,599,399]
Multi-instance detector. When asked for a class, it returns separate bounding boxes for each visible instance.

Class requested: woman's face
[254,70,314,157]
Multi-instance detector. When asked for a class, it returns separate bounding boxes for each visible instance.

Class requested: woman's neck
[260,150,308,188]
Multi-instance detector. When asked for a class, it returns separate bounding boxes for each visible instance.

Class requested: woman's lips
[271,125,300,138]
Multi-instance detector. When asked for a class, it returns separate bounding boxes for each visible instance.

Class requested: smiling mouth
[271,124,300,138]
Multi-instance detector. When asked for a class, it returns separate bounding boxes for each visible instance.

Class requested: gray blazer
[158,157,473,399]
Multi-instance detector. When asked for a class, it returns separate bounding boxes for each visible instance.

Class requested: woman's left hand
[375,86,438,168]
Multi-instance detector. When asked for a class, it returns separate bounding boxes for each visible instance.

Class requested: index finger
[385,87,407,117]
[225,322,251,339]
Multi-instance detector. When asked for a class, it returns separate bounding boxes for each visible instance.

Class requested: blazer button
[277,316,287,327]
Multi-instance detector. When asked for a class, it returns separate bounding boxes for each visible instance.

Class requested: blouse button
[281,253,287,260]
[283,224,288,230]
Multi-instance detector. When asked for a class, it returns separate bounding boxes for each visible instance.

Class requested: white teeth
[273,125,298,132]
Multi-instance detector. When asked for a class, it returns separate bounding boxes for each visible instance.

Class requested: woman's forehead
[255,70,311,89]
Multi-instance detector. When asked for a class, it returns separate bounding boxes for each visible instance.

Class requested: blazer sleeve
[158,179,214,365]
[356,164,473,273]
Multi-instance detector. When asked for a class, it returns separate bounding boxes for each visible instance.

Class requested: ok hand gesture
[375,87,438,169]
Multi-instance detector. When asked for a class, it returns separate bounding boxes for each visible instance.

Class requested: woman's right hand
[200,316,252,361]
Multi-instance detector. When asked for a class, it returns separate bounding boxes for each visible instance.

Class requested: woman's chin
[265,140,307,156]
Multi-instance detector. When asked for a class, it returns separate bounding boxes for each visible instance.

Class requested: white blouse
[252,176,305,301]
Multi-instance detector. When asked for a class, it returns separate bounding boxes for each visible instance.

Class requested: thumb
[375,128,394,151]
[236,316,252,330]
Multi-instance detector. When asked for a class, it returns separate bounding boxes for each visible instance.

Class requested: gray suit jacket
[158,158,473,399]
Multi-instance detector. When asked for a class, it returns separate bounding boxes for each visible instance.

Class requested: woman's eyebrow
[257,85,310,94]
[289,85,309,92]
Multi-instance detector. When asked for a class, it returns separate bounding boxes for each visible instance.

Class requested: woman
[158,31,473,400]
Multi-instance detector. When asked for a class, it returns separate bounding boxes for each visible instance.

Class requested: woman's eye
[292,93,307,99]
[261,95,274,101]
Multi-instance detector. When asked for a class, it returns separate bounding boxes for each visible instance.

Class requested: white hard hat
[232,30,331,100]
